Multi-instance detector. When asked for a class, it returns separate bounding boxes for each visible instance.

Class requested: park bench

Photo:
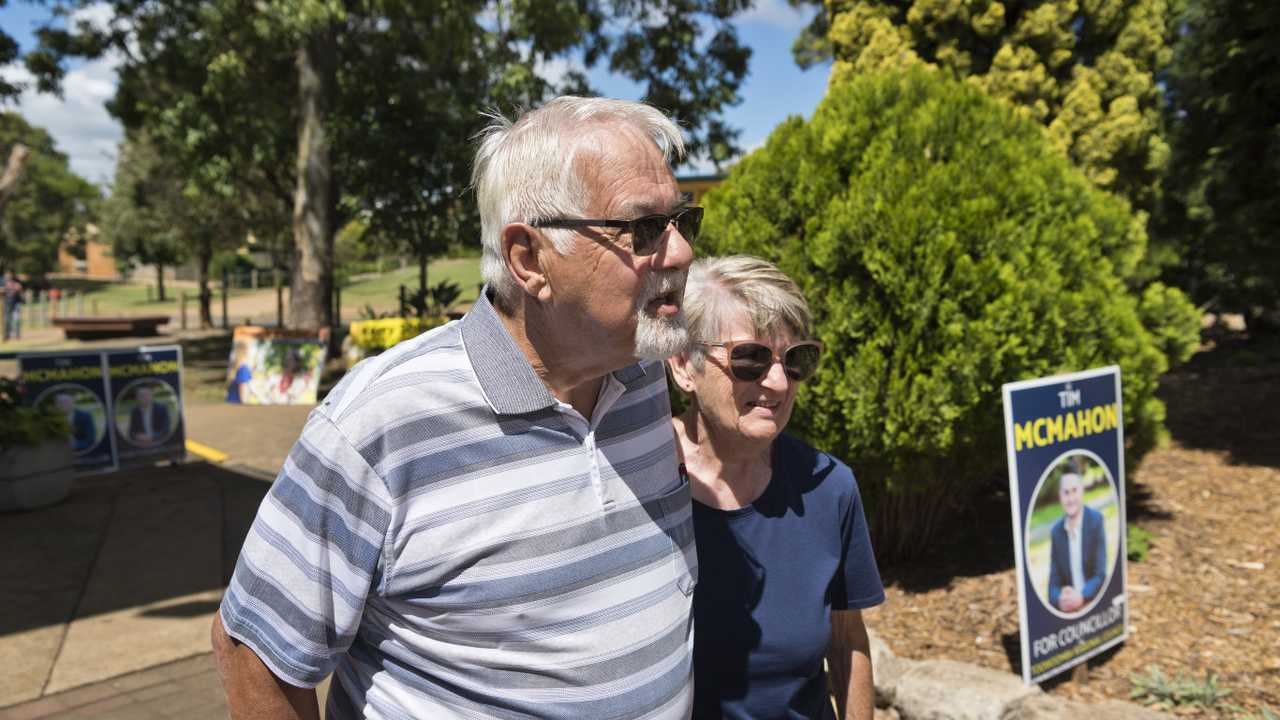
[52,316,170,340]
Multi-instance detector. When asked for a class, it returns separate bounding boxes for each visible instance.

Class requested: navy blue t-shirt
[691,434,885,720]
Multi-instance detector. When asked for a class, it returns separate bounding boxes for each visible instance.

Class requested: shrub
[0,378,70,450]
[1129,665,1233,708]
[698,68,1200,561]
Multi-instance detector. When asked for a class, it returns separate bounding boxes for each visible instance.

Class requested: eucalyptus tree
[0,112,98,277]
[28,0,754,327]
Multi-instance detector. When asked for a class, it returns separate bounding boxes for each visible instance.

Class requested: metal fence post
[221,268,229,329]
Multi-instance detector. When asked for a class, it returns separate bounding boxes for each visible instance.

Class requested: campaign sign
[18,351,116,472]
[106,346,185,468]
[1003,366,1128,684]
[226,326,325,405]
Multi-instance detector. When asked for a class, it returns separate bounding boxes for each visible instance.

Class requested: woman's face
[679,310,800,446]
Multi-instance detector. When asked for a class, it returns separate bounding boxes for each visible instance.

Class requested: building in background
[677,174,725,205]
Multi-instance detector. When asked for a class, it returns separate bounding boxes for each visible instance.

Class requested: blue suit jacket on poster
[71,409,96,451]
[128,402,171,442]
[1048,505,1107,610]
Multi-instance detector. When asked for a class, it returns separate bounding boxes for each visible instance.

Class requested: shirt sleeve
[831,469,886,611]
[219,411,393,687]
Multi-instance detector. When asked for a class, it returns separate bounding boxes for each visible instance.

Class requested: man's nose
[652,222,695,271]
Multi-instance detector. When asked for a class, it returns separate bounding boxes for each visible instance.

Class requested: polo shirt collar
[461,287,649,415]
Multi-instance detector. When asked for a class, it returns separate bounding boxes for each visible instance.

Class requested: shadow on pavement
[0,460,269,640]
[140,599,226,619]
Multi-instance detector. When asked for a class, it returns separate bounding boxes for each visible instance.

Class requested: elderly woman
[668,255,884,720]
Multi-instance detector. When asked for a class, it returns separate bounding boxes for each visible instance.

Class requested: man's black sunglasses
[531,206,703,256]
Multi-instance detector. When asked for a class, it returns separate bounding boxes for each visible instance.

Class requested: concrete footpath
[0,402,313,719]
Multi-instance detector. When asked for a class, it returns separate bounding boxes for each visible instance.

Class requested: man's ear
[666,352,698,394]
[501,223,551,302]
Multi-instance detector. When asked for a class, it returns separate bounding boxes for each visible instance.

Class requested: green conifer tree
[813,0,1176,241]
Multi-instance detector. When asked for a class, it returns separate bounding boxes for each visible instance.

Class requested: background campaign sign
[106,346,185,468]
[19,351,116,472]
[1003,366,1128,684]
[226,326,325,405]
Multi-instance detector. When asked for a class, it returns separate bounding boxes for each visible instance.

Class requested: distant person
[1047,472,1107,613]
[3,270,23,341]
[55,392,96,452]
[226,341,255,404]
[127,386,171,446]
[667,256,884,720]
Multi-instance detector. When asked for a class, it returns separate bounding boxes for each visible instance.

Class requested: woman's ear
[501,223,551,302]
[666,352,698,394]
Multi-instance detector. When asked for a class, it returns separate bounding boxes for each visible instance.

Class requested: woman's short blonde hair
[683,255,812,368]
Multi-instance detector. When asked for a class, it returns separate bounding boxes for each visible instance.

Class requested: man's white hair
[471,96,685,312]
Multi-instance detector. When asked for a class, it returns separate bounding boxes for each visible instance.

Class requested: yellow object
[186,439,228,464]
[349,317,445,351]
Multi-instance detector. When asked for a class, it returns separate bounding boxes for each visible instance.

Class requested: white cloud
[0,50,123,187]
[0,2,123,186]
[736,0,817,31]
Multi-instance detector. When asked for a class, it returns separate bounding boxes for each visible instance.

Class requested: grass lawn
[340,257,482,313]
[52,283,254,316]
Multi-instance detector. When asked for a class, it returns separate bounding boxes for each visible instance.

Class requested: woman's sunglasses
[531,206,703,256]
[698,340,823,382]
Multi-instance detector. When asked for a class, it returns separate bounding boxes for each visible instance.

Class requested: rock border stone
[868,631,1171,720]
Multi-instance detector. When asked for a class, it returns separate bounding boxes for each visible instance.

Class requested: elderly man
[212,97,700,719]
[1047,472,1108,614]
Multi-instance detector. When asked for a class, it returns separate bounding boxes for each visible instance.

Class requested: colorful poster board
[19,345,185,472]
[226,326,324,405]
[1003,366,1128,684]
[107,347,185,466]
[19,351,115,472]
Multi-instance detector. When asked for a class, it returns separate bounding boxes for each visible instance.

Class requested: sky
[0,0,833,186]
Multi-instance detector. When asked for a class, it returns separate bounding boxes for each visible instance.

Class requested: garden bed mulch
[864,344,1280,717]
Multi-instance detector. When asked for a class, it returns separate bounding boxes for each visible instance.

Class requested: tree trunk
[155,262,166,302]
[288,29,336,330]
[197,246,213,328]
[0,143,31,216]
[418,244,428,319]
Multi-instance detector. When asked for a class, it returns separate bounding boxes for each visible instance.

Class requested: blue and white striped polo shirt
[220,291,697,719]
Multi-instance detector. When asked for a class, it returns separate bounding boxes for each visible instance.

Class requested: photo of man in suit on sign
[126,385,171,447]
[55,391,97,453]
[1047,471,1107,614]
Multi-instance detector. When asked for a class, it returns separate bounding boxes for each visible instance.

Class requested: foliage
[98,133,189,294]
[28,0,758,326]
[698,68,1199,561]
[816,0,1177,242]
[0,378,71,450]
[1127,525,1154,563]
[0,112,98,277]
[400,279,463,318]
[1129,665,1233,708]
[1157,0,1280,328]
[0,1,20,101]
[358,303,397,321]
